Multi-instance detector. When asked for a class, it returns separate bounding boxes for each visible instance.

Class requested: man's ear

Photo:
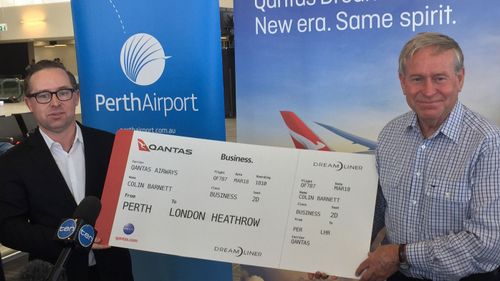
[25,97,34,112]
[457,68,465,92]
[399,73,406,96]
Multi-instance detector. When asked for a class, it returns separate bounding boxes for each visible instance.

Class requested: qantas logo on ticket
[138,139,150,151]
[137,138,193,155]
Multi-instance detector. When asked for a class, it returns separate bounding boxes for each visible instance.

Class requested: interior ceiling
[33,38,74,47]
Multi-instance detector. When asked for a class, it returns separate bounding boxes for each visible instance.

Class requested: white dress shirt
[40,124,86,204]
[40,124,96,266]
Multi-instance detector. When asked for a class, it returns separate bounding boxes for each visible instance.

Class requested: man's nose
[421,79,436,96]
[49,93,62,106]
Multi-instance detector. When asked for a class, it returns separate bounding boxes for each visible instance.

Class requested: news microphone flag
[48,196,101,281]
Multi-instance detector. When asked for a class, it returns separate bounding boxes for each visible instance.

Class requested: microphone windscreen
[19,259,67,281]
[73,196,101,226]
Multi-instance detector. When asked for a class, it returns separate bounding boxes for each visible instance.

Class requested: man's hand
[355,244,399,281]
[91,237,111,250]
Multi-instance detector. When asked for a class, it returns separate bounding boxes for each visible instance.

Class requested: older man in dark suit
[0,60,134,281]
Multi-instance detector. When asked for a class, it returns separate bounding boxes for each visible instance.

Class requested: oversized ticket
[96,130,378,279]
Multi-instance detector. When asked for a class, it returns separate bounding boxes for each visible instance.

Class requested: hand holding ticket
[96,130,378,279]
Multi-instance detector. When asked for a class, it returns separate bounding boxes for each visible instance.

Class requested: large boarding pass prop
[97,130,378,279]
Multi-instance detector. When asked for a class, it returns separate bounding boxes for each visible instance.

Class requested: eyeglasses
[26,88,76,104]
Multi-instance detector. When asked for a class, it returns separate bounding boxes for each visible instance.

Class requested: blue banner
[72,0,226,140]
[235,0,500,151]
[71,1,230,280]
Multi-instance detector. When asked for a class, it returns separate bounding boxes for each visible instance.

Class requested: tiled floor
[2,253,27,281]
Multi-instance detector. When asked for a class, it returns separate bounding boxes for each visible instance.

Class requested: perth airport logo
[120,33,172,86]
[95,33,199,118]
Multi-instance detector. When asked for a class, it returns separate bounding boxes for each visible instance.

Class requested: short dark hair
[24,60,78,94]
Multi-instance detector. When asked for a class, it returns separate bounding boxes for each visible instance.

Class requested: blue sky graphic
[235,0,500,152]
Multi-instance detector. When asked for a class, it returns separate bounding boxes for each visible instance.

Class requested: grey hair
[398,32,464,75]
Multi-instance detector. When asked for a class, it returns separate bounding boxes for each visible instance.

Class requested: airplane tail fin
[280,111,331,151]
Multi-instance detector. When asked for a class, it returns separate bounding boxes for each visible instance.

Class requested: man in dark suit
[0,60,134,281]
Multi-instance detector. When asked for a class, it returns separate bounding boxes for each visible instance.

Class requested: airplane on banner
[280,111,377,152]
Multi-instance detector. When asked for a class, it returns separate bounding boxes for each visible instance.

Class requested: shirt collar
[405,101,463,143]
[438,101,463,143]
[40,123,84,151]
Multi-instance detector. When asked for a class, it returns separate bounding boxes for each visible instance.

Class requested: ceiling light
[20,19,46,25]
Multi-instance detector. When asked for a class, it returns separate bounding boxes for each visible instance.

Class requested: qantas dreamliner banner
[234,0,500,280]
[71,1,230,280]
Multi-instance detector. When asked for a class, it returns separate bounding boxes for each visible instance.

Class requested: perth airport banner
[234,0,500,280]
[71,0,226,140]
[71,1,230,281]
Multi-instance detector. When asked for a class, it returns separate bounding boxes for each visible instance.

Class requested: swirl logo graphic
[120,33,171,86]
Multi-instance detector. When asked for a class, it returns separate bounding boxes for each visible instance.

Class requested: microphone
[46,196,101,281]
[19,260,67,281]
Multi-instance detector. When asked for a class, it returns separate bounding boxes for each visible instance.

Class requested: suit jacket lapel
[80,124,101,198]
[26,129,77,208]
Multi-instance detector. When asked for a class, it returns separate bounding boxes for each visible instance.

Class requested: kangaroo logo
[289,130,326,150]
[137,138,150,152]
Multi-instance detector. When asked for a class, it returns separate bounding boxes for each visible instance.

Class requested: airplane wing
[280,111,331,151]
[315,122,377,150]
